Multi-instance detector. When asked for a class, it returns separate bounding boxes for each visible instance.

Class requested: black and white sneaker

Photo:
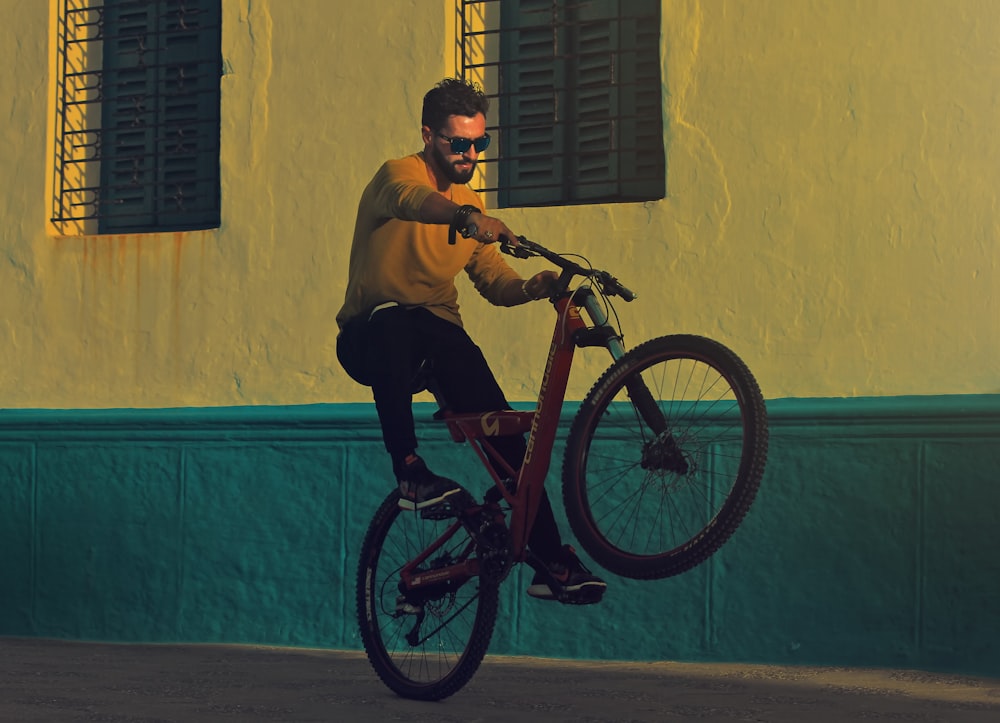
[527,545,607,605]
[396,456,468,517]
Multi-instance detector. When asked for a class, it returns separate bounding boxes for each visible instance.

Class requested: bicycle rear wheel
[356,492,499,701]
[563,335,768,580]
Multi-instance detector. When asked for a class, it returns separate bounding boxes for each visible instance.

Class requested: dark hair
[421,78,490,132]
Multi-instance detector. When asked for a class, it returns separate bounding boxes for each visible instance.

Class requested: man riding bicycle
[335,78,606,605]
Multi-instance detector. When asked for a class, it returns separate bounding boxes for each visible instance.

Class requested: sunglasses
[437,132,491,155]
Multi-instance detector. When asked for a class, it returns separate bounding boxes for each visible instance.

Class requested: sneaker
[526,545,607,605]
[396,456,465,514]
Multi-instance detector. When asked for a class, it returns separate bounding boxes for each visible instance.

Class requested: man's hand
[468,211,516,245]
[522,270,559,300]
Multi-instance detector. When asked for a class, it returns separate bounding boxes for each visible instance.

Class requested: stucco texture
[0,0,997,408]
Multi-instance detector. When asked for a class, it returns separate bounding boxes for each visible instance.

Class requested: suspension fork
[576,287,668,437]
[574,287,627,361]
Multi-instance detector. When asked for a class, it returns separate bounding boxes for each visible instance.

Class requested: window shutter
[618,0,665,200]
[571,0,620,202]
[99,0,220,233]
[499,0,567,207]
[156,1,222,229]
[100,1,159,231]
[473,0,664,208]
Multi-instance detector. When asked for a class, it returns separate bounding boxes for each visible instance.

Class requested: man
[336,78,606,605]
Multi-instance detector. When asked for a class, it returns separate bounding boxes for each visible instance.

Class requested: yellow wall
[1,0,997,409]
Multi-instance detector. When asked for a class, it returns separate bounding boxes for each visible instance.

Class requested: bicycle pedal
[420,504,457,521]
[418,490,476,520]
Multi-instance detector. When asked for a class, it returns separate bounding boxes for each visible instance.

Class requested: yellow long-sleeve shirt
[336,153,527,330]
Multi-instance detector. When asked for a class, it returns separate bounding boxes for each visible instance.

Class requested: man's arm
[417,192,516,246]
[465,243,559,307]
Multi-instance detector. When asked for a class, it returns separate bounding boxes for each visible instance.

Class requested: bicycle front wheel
[356,492,499,701]
[563,335,768,580]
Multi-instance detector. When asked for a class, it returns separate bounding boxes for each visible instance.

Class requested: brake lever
[500,236,534,259]
[598,271,638,301]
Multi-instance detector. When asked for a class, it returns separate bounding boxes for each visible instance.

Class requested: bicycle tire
[562,334,768,580]
[356,491,499,701]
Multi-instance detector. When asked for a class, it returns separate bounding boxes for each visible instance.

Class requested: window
[52,0,222,235]
[459,0,665,208]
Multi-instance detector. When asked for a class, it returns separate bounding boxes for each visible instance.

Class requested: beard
[431,144,477,184]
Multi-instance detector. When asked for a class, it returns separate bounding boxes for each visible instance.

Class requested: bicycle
[356,237,768,700]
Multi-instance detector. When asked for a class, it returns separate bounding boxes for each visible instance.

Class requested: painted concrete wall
[2,397,998,675]
[1,0,996,409]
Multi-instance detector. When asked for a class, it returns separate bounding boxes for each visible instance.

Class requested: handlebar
[499,236,638,302]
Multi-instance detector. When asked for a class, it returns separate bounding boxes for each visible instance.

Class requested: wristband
[451,204,480,235]
[521,279,534,300]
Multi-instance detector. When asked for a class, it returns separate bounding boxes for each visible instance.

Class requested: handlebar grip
[499,237,637,300]
[598,271,637,301]
[618,285,638,302]
[500,236,534,259]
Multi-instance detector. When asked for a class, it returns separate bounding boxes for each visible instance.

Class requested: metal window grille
[52,0,222,235]
[457,0,665,208]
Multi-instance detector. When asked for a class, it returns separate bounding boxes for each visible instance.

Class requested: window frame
[51,0,223,235]
[458,0,666,209]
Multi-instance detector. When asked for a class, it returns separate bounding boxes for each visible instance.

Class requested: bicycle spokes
[563,335,767,580]
[357,493,501,700]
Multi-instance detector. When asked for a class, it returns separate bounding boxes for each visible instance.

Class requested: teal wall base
[1,396,998,675]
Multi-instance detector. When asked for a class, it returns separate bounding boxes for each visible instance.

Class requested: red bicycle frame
[394,246,633,599]
[434,289,618,558]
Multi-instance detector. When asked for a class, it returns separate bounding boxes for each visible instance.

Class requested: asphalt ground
[2,637,999,722]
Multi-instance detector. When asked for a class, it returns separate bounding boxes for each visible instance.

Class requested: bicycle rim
[356,492,499,701]
[563,335,768,580]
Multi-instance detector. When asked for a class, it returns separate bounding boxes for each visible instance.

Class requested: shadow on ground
[2,638,999,722]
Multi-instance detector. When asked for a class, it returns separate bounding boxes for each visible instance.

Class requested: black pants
[337,305,562,558]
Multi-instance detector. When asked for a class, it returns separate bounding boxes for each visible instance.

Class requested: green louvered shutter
[497,0,664,207]
[572,0,620,202]
[618,0,665,200]
[99,0,221,233]
[499,0,568,207]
